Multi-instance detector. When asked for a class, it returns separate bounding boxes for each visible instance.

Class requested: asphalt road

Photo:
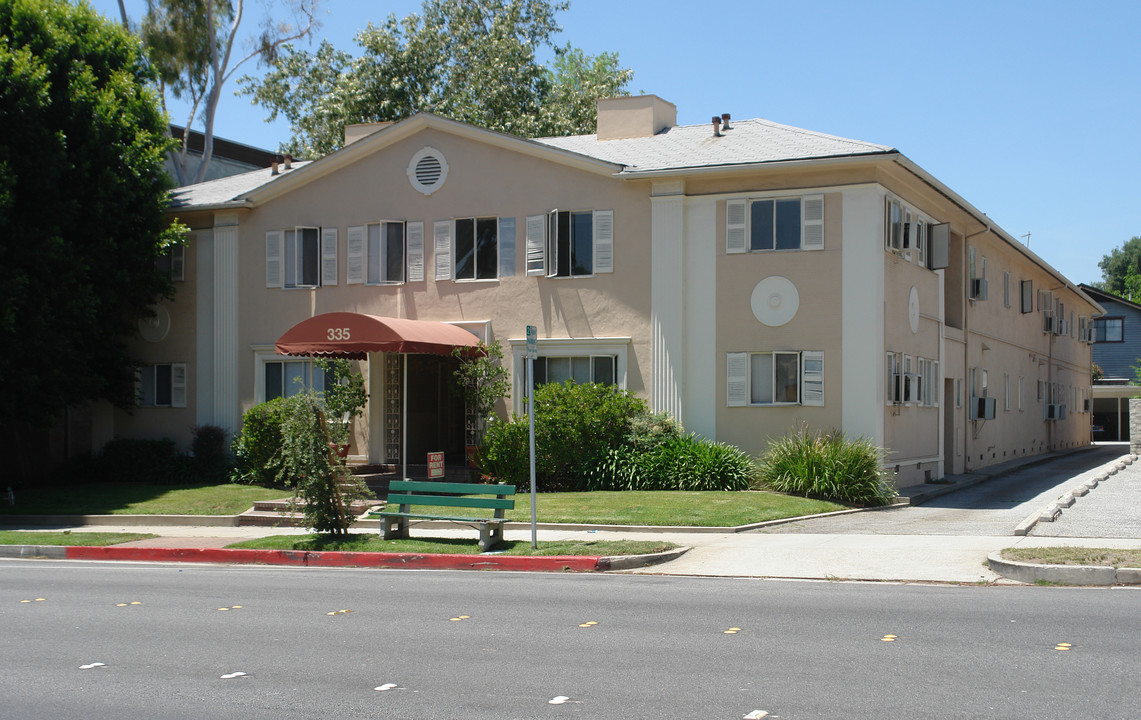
[3,561,1139,719]
[759,445,1126,536]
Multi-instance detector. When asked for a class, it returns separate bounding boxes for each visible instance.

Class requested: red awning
[275,312,484,359]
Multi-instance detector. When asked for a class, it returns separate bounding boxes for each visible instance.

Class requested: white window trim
[452,216,500,283]
[135,362,187,408]
[727,350,824,408]
[884,194,938,269]
[252,345,326,405]
[727,194,825,254]
[365,220,407,286]
[508,337,630,415]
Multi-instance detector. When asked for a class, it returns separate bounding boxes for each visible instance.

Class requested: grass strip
[0,483,289,517]
[0,531,155,546]
[1001,546,1141,568]
[228,533,678,557]
[495,490,845,527]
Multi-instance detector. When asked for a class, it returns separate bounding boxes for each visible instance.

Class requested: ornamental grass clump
[755,426,896,506]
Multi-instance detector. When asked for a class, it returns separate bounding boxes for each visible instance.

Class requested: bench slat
[387,480,516,497]
[379,511,503,524]
[385,493,514,511]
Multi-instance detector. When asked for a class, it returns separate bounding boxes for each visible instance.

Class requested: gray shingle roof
[168,161,312,209]
[535,117,895,174]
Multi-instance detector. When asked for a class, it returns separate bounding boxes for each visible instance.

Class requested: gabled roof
[535,117,895,175]
[1078,284,1134,314]
[168,161,313,211]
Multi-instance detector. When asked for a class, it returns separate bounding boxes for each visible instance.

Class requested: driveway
[757,445,1128,537]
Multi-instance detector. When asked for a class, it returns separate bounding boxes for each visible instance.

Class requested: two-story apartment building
[112,95,1100,487]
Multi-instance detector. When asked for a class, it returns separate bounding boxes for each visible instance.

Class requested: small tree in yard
[314,358,369,447]
[271,393,368,535]
[452,340,511,448]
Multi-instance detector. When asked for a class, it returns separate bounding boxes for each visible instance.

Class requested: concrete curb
[1014,453,1137,536]
[0,543,689,573]
[986,552,1140,586]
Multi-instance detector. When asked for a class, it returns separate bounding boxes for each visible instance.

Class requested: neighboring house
[102,95,1100,487]
[1078,284,1140,441]
[166,125,281,185]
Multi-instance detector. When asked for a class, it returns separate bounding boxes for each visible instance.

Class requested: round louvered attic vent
[407,146,448,195]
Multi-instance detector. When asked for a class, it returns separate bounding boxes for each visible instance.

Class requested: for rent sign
[427,451,445,479]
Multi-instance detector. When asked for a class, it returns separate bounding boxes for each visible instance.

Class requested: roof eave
[892,155,1101,314]
[612,151,896,179]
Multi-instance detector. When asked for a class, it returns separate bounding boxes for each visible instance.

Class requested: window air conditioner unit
[970,278,988,301]
[971,396,996,420]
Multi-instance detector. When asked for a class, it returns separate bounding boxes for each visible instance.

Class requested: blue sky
[88,0,1140,287]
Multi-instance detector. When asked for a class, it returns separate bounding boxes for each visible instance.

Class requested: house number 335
[327,327,351,340]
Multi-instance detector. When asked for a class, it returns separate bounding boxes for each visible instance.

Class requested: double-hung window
[137,363,187,408]
[1093,317,1124,343]
[285,227,320,288]
[726,351,823,407]
[263,359,327,402]
[156,245,185,281]
[532,355,617,387]
[366,221,405,285]
[267,227,335,288]
[453,217,498,280]
[726,195,823,253]
[526,209,614,277]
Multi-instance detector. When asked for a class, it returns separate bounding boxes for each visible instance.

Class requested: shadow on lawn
[0,482,268,517]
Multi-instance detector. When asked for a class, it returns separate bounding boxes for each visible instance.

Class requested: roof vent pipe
[712,115,722,137]
[721,113,731,130]
[271,161,279,176]
[283,154,292,170]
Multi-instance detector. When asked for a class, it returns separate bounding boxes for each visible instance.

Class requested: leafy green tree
[452,340,512,447]
[1096,235,1141,298]
[240,0,632,158]
[0,0,185,457]
[137,0,321,184]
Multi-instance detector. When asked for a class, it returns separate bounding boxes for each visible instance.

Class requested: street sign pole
[526,325,538,549]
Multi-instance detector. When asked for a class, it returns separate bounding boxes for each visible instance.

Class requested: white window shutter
[547,209,560,277]
[171,363,187,408]
[593,209,614,273]
[346,226,364,284]
[801,351,824,406]
[497,217,516,278]
[726,199,747,254]
[320,227,338,286]
[525,214,546,276]
[406,221,425,282]
[265,230,283,288]
[434,220,452,281]
[727,352,748,407]
[802,195,824,251]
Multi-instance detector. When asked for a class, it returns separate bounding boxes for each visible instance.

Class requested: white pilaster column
[212,215,239,435]
[651,194,685,421]
[841,187,886,446]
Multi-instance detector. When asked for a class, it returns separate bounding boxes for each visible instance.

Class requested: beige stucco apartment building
[114,95,1100,487]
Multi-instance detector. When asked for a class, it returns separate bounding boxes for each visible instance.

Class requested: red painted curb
[64,546,603,572]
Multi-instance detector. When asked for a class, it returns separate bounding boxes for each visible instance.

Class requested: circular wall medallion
[139,304,171,343]
[908,286,920,334]
[407,146,448,195]
[751,276,800,327]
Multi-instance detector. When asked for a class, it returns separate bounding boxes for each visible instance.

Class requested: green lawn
[228,533,677,557]
[0,483,288,516]
[501,490,844,527]
[0,531,155,546]
[1001,546,1141,568]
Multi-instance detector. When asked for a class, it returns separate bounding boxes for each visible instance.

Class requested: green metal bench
[379,480,517,552]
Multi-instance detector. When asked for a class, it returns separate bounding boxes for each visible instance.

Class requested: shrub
[755,426,896,506]
[231,397,291,486]
[269,392,368,535]
[586,434,756,491]
[190,424,231,481]
[478,382,646,491]
[92,438,193,484]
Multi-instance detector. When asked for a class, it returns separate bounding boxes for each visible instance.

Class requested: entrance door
[405,355,466,466]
